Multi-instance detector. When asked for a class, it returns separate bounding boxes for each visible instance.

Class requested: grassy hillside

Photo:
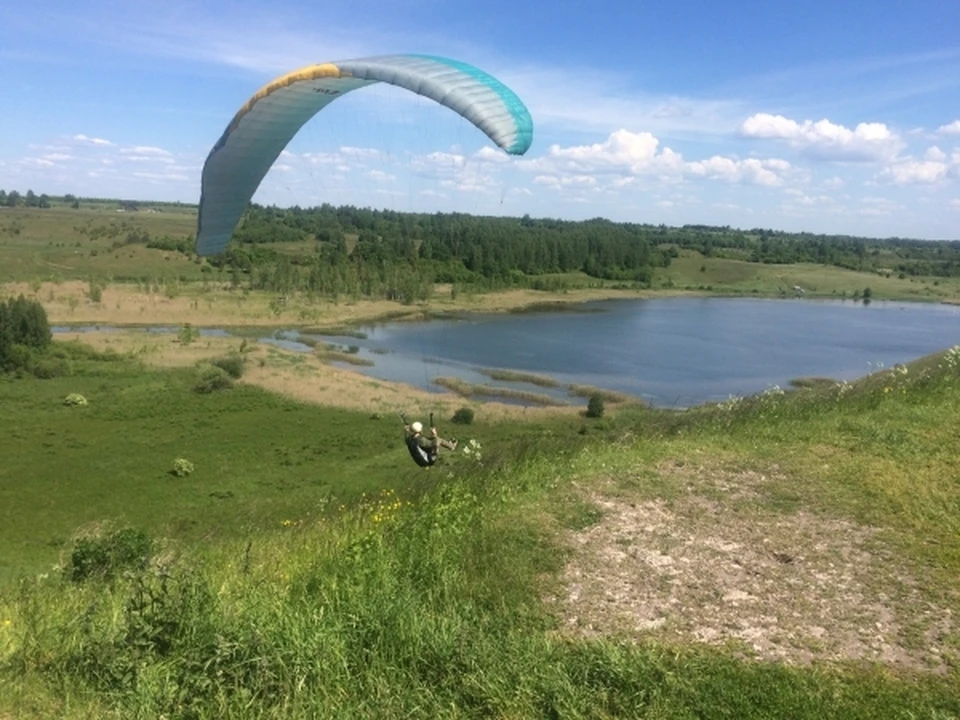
[1,340,958,717]
[0,204,200,283]
[654,249,960,302]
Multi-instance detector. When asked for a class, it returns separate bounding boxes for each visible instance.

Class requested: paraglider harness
[402,412,439,468]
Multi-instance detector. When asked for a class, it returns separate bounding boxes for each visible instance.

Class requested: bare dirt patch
[555,461,957,671]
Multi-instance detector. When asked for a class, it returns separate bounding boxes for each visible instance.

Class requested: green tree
[0,294,52,370]
[585,394,605,419]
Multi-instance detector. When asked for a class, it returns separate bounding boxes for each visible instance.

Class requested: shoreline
[53,328,594,422]
[6,279,957,335]
[3,279,683,331]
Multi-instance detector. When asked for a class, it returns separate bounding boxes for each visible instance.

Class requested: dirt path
[553,460,957,672]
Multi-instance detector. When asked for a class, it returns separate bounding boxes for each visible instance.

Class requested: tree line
[6,189,960,285]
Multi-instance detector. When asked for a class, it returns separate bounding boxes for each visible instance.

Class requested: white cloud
[520,129,790,190]
[340,147,383,160]
[536,130,662,173]
[741,113,903,161]
[474,146,510,164]
[534,175,597,190]
[924,146,947,162]
[686,156,788,186]
[950,198,960,209]
[880,160,948,184]
[937,120,960,135]
[860,196,903,216]
[73,134,113,146]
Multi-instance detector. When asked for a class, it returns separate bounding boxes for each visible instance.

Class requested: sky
[1,0,959,239]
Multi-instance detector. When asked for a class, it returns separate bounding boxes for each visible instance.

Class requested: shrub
[585,393,605,418]
[69,527,153,582]
[178,323,196,345]
[87,280,103,303]
[194,365,233,393]
[0,294,51,370]
[29,355,71,379]
[64,393,88,406]
[211,353,245,379]
[172,458,195,477]
[451,406,475,425]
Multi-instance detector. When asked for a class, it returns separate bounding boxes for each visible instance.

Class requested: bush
[0,294,51,370]
[451,406,475,425]
[172,458,195,477]
[69,527,153,582]
[28,354,71,379]
[210,353,245,379]
[194,365,233,393]
[585,393,605,418]
[63,393,88,406]
[178,323,196,345]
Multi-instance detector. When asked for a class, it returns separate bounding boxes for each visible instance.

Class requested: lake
[54,297,960,408]
[300,297,960,408]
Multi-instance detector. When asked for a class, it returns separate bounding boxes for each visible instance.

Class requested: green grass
[0,355,476,583]
[1,343,960,717]
[656,250,960,302]
[0,205,201,282]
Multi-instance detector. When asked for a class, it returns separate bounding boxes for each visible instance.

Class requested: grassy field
[1,339,958,717]
[2,205,960,716]
[655,249,960,302]
[0,204,200,283]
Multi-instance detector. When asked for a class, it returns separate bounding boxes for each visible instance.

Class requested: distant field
[655,249,960,302]
[0,204,200,282]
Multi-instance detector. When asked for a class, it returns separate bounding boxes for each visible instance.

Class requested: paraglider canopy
[195,54,534,256]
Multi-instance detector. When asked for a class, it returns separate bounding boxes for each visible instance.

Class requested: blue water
[303,297,960,408]
[53,297,960,408]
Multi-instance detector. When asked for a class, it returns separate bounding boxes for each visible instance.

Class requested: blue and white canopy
[196,54,534,256]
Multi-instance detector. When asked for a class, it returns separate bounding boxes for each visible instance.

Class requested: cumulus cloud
[474,146,510,164]
[537,129,662,173]
[951,198,960,209]
[520,129,791,190]
[687,156,787,186]
[880,159,949,185]
[741,113,903,162]
[937,120,960,135]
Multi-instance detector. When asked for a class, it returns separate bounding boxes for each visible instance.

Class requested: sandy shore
[55,328,587,422]
[3,280,674,330]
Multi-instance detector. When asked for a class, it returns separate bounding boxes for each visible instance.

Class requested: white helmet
[411,421,423,433]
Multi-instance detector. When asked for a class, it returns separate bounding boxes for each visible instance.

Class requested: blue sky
[2,0,959,239]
